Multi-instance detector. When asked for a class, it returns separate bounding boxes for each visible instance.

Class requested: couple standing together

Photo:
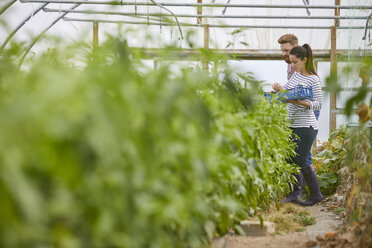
[273,34,323,206]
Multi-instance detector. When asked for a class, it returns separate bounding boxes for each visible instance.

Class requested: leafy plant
[293,211,316,226]
[326,57,372,118]
[313,127,349,196]
[0,38,296,247]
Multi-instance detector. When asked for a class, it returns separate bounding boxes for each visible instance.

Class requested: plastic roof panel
[1,0,372,51]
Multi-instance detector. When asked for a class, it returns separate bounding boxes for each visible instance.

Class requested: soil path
[211,203,343,248]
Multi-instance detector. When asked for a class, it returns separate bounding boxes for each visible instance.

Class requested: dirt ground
[211,170,372,248]
[211,232,310,248]
[210,157,372,248]
[211,202,345,248]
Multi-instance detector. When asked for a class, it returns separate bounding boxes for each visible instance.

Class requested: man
[277,34,320,201]
[278,33,320,129]
[278,34,298,80]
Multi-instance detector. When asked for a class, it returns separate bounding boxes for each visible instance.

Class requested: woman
[272,44,323,206]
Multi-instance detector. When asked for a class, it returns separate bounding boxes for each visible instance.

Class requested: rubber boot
[282,173,303,203]
[299,175,308,200]
[298,165,324,206]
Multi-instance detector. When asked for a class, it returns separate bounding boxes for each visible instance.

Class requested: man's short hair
[278,34,298,46]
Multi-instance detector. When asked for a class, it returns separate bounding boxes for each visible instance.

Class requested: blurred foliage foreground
[314,125,372,247]
[0,40,297,248]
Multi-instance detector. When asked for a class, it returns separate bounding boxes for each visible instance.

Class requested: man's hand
[286,99,302,104]
[272,82,283,92]
[286,99,310,109]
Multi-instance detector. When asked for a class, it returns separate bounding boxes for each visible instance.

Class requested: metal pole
[93,21,99,51]
[197,0,202,24]
[198,0,206,69]
[312,60,319,153]
[204,25,209,49]
[1,4,48,50]
[43,8,370,20]
[107,47,371,61]
[85,47,372,62]
[335,0,340,27]
[19,0,372,9]
[330,0,340,132]
[203,24,209,70]
[93,21,99,59]
[18,4,81,67]
[0,0,16,15]
[362,13,372,40]
[62,17,372,29]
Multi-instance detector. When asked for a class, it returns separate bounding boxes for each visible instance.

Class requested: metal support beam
[198,0,208,70]
[197,0,202,24]
[204,25,209,49]
[92,21,99,61]
[203,24,209,70]
[93,21,99,52]
[0,0,16,15]
[18,4,81,67]
[329,43,337,132]
[43,8,370,20]
[62,17,372,30]
[335,0,340,27]
[312,60,319,153]
[125,48,372,61]
[362,13,372,40]
[19,0,372,9]
[330,0,340,132]
[1,3,48,50]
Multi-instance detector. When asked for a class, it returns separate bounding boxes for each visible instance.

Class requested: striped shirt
[283,72,322,130]
[287,64,295,80]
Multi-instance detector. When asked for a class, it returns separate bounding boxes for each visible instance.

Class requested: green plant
[326,57,372,116]
[293,211,316,226]
[336,208,346,213]
[0,38,297,247]
[201,72,298,233]
[313,127,349,196]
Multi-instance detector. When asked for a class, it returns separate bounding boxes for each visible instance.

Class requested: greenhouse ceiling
[1,0,372,53]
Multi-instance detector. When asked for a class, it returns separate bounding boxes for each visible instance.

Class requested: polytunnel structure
[1,0,372,141]
[0,1,372,248]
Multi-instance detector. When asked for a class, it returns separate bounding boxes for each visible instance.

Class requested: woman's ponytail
[302,44,317,75]
[290,43,318,76]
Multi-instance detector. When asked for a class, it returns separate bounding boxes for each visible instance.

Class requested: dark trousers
[289,127,318,168]
[306,110,320,165]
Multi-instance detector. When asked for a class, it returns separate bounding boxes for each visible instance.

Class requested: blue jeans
[306,110,320,165]
[289,127,318,168]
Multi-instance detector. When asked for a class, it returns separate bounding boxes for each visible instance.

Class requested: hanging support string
[362,13,372,40]
[302,0,311,16]
[149,0,183,39]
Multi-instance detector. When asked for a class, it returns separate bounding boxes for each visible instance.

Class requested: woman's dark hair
[289,44,318,75]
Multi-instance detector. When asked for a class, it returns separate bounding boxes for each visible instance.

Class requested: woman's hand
[272,82,283,92]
